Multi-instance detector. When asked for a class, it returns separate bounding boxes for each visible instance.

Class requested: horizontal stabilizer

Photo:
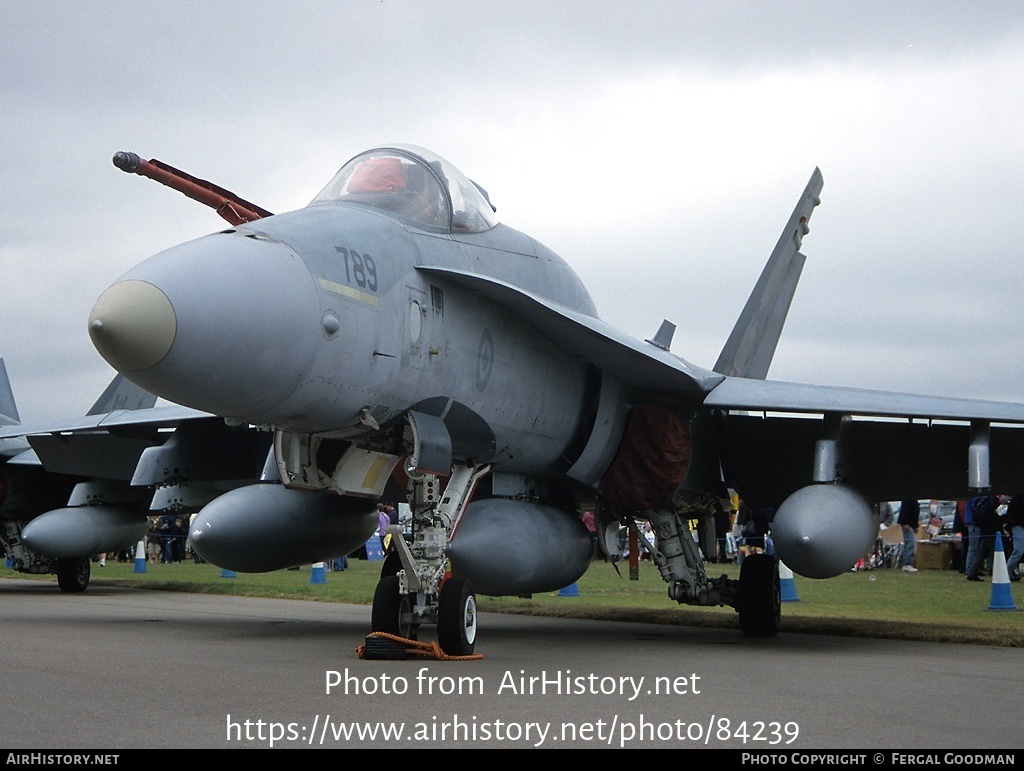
[714,168,823,379]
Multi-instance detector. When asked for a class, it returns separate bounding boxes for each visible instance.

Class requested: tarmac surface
[1,577,1021,750]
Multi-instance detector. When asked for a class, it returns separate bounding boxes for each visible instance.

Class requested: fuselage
[90,147,605,477]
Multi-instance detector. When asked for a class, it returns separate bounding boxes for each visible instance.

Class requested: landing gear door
[598,522,623,560]
[406,411,452,476]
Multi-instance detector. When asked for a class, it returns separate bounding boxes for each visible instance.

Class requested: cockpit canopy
[311,144,499,233]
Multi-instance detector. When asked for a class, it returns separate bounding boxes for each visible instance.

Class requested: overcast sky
[2,1,1023,422]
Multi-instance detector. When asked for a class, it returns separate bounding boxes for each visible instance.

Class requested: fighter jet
[82,144,1024,653]
[0,358,275,590]
[0,360,162,590]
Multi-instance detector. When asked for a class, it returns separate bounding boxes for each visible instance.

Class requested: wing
[705,376,1024,423]
[0,384,215,479]
[420,265,1024,507]
[706,376,1024,506]
[0,404,214,440]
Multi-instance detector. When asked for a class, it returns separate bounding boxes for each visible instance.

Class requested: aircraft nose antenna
[89,280,177,371]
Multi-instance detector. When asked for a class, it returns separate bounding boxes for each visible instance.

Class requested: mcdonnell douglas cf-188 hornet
[0,361,160,590]
[74,144,1024,654]
[0,358,271,592]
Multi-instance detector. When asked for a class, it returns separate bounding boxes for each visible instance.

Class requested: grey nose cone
[89,280,177,371]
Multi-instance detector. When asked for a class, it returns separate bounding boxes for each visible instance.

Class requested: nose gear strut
[369,462,491,657]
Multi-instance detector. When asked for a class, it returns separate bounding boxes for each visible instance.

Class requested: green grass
[8,556,1022,647]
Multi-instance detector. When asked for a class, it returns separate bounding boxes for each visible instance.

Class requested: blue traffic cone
[779,561,800,602]
[310,561,327,585]
[132,539,148,573]
[220,568,237,578]
[987,532,1017,611]
[558,582,580,597]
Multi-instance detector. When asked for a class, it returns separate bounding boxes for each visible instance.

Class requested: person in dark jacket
[966,494,999,581]
[1003,494,1023,581]
[898,499,919,572]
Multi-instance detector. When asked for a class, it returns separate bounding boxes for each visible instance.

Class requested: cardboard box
[914,540,956,570]
[879,525,903,544]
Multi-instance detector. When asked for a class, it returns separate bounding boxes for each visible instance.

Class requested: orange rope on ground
[355,632,484,661]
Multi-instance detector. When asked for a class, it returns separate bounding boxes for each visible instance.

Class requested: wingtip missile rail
[112,151,273,226]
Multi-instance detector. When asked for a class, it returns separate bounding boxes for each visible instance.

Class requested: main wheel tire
[370,574,415,638]
[56,557,90,594]
[437,575,477,656]
[738,554,780,638]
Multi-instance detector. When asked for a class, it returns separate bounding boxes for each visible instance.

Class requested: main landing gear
[370,463,490,656]
[737,554,781,638]
[56,556,91,594]
[621,501,780,638]
[3,522,92,594]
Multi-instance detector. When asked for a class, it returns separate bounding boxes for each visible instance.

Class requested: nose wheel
[437,575,477,656]
[366,461,490,657]
[371,574,417,639]
[370,571,478,655]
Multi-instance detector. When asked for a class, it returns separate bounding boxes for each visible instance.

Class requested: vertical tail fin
[86,375,158,415]
[0,359,20,424]
[714,168,823,380]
